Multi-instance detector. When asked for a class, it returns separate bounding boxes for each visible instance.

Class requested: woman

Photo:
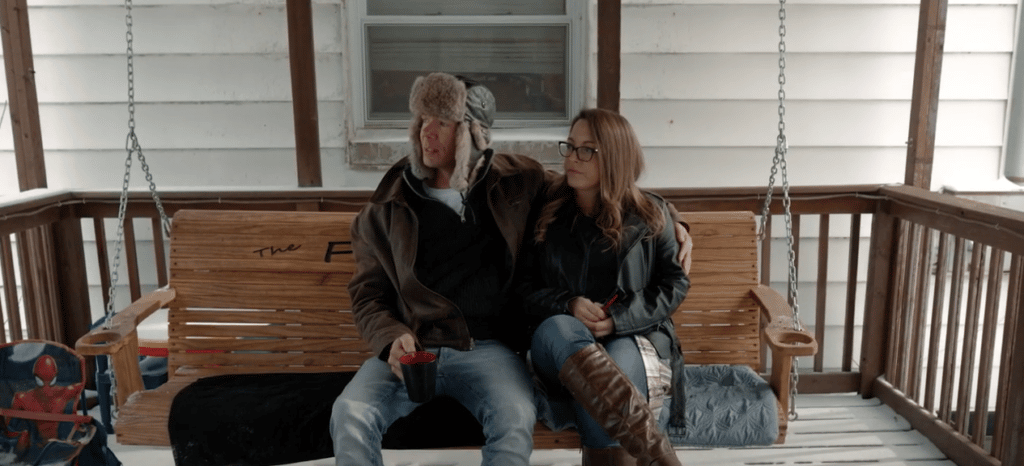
[521,109,689,466]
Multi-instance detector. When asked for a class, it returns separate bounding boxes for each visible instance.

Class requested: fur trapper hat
[407,72,495,194]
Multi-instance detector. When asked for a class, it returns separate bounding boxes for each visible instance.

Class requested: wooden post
[1,0,47,191]
[860,204,899,397]
[286,0,322,187]
[904,0,948,189]
[1001,259,1024,466]
[597,0,621,112]
[53,213,93,347]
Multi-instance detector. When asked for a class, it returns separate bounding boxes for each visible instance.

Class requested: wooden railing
[0,184,1020,466]
[859,185,1024,466]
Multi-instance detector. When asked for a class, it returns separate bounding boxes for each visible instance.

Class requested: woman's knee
[532,315,592,349]
[602,337,647,395]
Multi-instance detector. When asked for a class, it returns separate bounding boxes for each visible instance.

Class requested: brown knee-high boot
[559,344,681,466]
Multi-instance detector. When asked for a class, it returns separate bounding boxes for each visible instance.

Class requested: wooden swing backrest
[165,209,763,377]
[674,211,761,370]
[166,209,370,376]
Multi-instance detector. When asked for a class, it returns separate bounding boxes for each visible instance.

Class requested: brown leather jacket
[348,151,548,357]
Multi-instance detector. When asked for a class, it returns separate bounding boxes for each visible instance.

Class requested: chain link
[756,0,802,421]
[103,0,172,420]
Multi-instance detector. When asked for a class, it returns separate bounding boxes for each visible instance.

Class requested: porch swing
[74,0,817,457]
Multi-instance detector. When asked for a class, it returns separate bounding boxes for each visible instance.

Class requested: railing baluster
[924,231,951,412]
[15,230,41,339]
[889,221,912,388]
[815,215,828,372]
[152,216,168,288]
[1,234,19,342]
[972,248,1003,446]
[908,226,933,402]
[955,243,986,435]
[94,218,112,316]
[124,217,142,302]
[841,214,861,372]
[938,236,966,424]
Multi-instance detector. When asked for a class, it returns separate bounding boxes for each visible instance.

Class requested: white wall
[0,0,385,197]
[621,0,1018,190]
[0,0,1019,197]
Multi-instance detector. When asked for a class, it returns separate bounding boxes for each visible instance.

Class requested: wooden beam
[52,212,93,359]
[904,0,948,189]
[999,256,1024,466]
[1,0,47,190]
[286,0,322,187]
[859,203,898,397]
[597,0,621,112]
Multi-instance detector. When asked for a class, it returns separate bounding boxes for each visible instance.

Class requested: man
[331,73,544,465]
[331,72,694,465]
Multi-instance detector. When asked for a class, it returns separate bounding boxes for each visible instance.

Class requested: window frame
[347,1,588,131]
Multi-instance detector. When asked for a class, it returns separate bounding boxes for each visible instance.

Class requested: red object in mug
[399,351,436,365]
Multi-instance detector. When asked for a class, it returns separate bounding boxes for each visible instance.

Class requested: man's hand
[388,333,418,380]
[674,222,692,275]
[569,297,615,338]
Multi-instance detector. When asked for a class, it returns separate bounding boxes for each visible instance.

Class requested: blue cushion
[671,364,778,446]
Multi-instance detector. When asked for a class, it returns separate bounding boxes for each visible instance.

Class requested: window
[350,1,587,128]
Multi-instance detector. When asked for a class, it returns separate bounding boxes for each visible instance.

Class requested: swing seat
[0,340,96,466]
[73,209,816,455]
[675,364,778,446]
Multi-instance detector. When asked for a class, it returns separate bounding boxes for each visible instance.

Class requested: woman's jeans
[531,314,648,448]
[330,340,536,466]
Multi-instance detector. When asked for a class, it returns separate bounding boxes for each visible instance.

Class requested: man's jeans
[531,314,648,448]
[330,340,536,466]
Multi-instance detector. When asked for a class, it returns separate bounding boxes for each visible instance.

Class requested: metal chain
[103,0,172,419]
[756,0,802,420]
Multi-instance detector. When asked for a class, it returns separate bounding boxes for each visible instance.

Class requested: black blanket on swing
[168,372,486,466]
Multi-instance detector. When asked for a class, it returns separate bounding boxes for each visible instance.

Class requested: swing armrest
[75,287,176,408]
[750,285,818,415]
[77,287,175,355]
[751,284,817,357]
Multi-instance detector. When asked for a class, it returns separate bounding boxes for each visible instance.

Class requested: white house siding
[0,0,359,197]
[621,0,1017,190]
[0,0,1018,194]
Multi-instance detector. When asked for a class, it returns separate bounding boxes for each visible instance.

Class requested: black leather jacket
[520,192,690,430]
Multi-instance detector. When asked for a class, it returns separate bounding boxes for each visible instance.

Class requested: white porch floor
[106,393,956,466]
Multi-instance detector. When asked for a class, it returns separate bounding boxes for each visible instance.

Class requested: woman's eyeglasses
[558,141,598,162]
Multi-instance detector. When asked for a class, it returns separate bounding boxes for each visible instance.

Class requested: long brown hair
[534,108,664,249]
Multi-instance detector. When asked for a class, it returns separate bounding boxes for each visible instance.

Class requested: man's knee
[330,396,379,436]
[490,397,537,432]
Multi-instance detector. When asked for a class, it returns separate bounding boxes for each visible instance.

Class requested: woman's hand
[388,333,418,380]
[569,297,615,338]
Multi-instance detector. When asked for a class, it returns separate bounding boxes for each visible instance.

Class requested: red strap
[0,408,93,425]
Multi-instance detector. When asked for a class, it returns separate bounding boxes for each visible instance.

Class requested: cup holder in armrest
[777,331,814,346]
[766,328,818,356]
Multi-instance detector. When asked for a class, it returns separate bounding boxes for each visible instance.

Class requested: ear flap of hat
[469,120,490,151]
[448,122,474,193]
[407,115,431,180]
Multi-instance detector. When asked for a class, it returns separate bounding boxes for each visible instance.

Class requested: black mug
[399,351,437,403]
